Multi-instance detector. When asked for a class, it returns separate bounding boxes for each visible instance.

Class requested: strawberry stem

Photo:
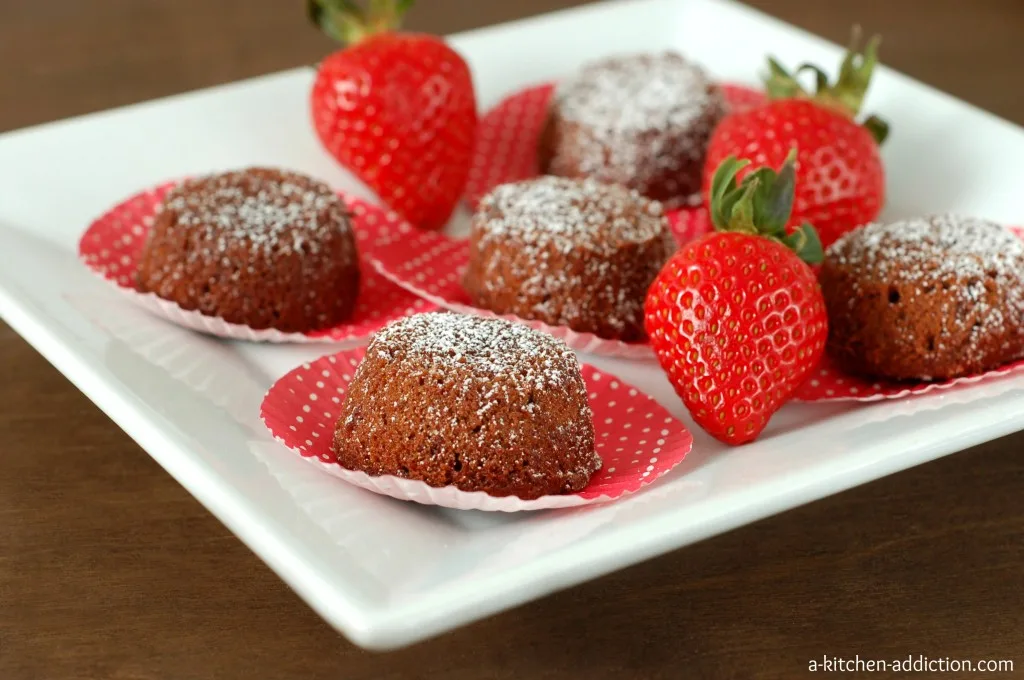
[309,0,414,44]
[764,26,889,145]
[708,151,824,265]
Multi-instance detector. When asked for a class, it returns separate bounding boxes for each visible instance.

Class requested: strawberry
[646,152,829,445]
[309,0,477,230]
[702,29,887,248]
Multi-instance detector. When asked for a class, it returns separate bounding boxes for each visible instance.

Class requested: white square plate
[2,0,1023,650]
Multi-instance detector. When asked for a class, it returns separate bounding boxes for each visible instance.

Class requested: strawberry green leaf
[709,156,750,230]
[765,58,807,100]
[308,0,325,28]
[796,64,830,95]
[763,25,886,139]
[309,0,369,43]
[707,151,824,264]
[831,29,880,116]
[731,179,760,233]
[863,114,889,145]
[745,166,782,235]
[782,223,824,265]
[759,150,797,234]
[716,185,746,234]
[311,0,413,44]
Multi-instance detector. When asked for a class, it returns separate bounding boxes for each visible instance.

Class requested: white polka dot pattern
[464,84,555,210]
[259,347,693,511]
[77,181,436,343]
[795,341,1024,402]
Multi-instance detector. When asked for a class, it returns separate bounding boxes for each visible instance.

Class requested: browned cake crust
[333,313,601,499]
[821,215,1024,380]
[136,168,359,332]
[462,177,676,341]
[540,52,726,209]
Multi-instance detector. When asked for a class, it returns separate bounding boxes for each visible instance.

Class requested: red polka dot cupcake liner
[794,353,1024,402]
[367,225,658,359]
[78,182,436,343]
[259,348,694,512]
[464,80,765,245]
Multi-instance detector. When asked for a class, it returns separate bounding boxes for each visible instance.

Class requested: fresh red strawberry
[309,0,477,230]
[702,30,887,248]
[646,152,829,445]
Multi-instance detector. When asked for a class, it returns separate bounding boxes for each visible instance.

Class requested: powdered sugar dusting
[830,214,1023,285]
[163,168,349,255]
[467,177,675,339]
[345,313,601,492]
[828,214,1024,348]
[557,52,717,134]
[135,169,359,331]
[478,176,666,254]
[547,52,725,208]
[366,312,580,391]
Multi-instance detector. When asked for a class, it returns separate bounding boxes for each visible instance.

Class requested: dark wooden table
[2,1,1022,678]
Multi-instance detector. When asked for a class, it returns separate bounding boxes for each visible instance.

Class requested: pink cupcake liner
[78,182,436,343]
[259,347,694,512]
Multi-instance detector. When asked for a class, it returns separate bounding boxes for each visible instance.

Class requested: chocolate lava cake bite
[541,52,727,208]
[463,176,676,342]
[333,313,601,500]
[820,215,1024,380]
[136,168,359,332]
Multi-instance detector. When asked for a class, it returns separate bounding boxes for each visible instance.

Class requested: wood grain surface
[2,1,1023,678]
